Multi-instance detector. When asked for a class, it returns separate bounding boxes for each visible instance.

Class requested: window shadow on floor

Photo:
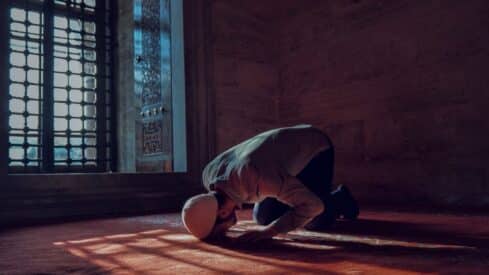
[207,217,489,274]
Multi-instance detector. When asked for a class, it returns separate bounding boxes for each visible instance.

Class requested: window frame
[1,0,216,178]
[3,0,117,174]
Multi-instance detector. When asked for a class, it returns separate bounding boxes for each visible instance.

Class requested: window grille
[6,0,115,173]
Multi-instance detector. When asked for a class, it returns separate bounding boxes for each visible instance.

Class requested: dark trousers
[253,146,338,229]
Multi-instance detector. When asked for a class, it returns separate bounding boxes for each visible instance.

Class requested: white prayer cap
[181,193,218,239]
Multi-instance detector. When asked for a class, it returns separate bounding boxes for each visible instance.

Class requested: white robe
[202,124,331,233]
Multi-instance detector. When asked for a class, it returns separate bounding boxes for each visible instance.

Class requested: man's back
[203,124,331,191]
[246,124,331,177]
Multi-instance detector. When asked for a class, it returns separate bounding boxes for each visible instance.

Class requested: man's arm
[236,176,324,243]
[268,176,324,234]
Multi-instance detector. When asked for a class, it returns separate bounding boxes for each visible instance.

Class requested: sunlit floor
[1,210,488,274]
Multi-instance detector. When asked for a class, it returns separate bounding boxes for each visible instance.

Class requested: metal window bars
[6,0,115,173]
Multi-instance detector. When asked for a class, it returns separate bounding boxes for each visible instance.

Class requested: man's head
[181,191,237,240]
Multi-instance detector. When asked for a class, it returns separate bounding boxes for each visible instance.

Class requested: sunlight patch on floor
[51,219,480,274]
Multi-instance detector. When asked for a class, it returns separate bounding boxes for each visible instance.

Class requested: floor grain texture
[1,210,488,274]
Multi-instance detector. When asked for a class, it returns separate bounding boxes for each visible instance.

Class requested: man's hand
[235,227,278,243]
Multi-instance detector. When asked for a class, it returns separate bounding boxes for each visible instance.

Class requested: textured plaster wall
[277,0,489,208]
[210,0,281,153]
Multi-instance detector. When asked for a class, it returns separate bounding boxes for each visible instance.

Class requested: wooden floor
[1,210,488,274]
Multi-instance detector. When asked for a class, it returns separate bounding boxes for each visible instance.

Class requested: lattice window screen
[7,0,115,173]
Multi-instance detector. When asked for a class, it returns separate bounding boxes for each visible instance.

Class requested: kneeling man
[182,124,359,242]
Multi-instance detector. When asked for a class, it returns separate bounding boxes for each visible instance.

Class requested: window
[117,0,187,173]
[6,0,115,173]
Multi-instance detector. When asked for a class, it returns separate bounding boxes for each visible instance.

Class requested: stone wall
[210,0,281,153]
[277,0,489,209]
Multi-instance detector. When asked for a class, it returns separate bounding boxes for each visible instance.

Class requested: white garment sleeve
[269,176,324,233]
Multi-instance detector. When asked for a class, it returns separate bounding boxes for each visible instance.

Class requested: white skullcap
[181,193,218,239]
